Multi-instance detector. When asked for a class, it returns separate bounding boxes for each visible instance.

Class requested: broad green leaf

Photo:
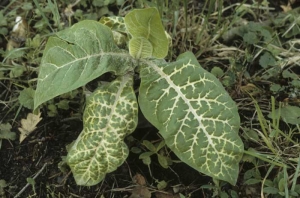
[129,37,153,59]
[34,20,134,109]
[139,52,243,185]
[125,7,168,59]
[66,74,138,186]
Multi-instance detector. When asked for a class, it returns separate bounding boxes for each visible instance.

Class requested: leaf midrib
[146,61,218,153]
[39,51,133,81]
[86,75,129,173]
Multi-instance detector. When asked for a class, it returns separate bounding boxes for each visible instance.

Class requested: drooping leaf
[129,37,153,59]
[139,51,243,185]
[125,7,168,59]
[67,74,138,186]
[34,20,135,109]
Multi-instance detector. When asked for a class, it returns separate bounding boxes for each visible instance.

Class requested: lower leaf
[67,73,138,186]
[139,52,244,185]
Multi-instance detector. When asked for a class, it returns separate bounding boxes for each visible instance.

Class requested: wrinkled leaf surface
[139,52,243,185]
[67,74,138,186]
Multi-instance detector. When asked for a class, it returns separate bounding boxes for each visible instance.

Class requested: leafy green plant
[139,140,172,169]
[239,94,300,198]
[33,7,244,186]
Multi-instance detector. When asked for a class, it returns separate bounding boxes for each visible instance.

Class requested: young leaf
[139,152,154,161]
[139,51,244,185]
[157,180,167,190]
[34,20,135,109]
[155,140,165,152]
[0,123,16,141]
[157,154,169,169]
[66,74,138,186]
[259,51,276,68]
[125,7,168,59]
[142,140,156,152]
[129,37,153,59]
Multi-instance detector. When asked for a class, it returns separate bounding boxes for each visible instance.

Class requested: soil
[0,109,212,197]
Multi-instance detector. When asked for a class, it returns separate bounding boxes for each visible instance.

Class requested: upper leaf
[34,20,134,109]
[129,37,153,59]
[125,7,168,59]
[67,74,138,186]
[139,52,244,185]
